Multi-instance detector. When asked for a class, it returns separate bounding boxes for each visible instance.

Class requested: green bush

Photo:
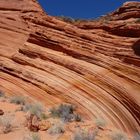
[0,90,5,97]
[58,16,75,23]
[0,115,14,133]
[31,133,41,140]
[24,102,45,119]
[133,133,140,140]
[111,130,127,140]
[48,122,65,135]
[95,118,106,128]
[23,133,41,140]
[10,95,26,105]
[40,113,48,120]
[50,104,81,122]
[74,114,82,122]
[73,129,96,140]
[136,18,140,23]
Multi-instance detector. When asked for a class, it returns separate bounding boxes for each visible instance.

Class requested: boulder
[26,114,51,131]
[39,120,51,131]
[27,114,39,132]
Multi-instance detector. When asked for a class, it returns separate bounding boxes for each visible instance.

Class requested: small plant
[74,18,84,23]
[50,104,75,118]
[95,118,106,128]
[24,102,45,119]
[74,113,82,122]
[136,18,140,23]
[49,104,81,122]
[0,90,5,97]
[48,122,65,135]
[133,133,140,140]
[15,106,24,112]
[73,129,96,140]
[31,133,41,140]
[10,95,26,105]
[0,115,14,133]
[40,113,48,120]
[23,103,32,112]
[111,130,127,140]
[23,133,41,140]
[57,16,75,23]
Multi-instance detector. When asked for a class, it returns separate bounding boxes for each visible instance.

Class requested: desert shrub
[0,90,5,97]
[10,95,26,105]
[15,106,24,112]
[50,104,75,118]
[111,130,127,140]
[58,16,75,23]
[49,106,59,118]
[0,115,14,133]
[95,118,106,128]
[75,18,88,22]
[48,122,65,135]
[31,133,41,140]
[24,102,45,118]
[50,104,81,122]
[73,129,96,140]
[74,113,82,122]
[40,113,48,120]
[23,133,41,140]
[23,103,32,112]
[136,18,140,23]
[133,133,140,140]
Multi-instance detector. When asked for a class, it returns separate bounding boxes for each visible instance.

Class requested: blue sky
[37,0,138,19]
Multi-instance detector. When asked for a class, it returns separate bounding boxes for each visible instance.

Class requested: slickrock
[0,0,140,136]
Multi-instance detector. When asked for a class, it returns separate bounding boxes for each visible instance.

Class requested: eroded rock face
[0,0,140,136]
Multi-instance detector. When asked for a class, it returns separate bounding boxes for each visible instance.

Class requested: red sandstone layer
[0,0,140,135]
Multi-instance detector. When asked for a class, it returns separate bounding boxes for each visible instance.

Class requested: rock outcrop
[26,114,51,132]
[0,0,140,136]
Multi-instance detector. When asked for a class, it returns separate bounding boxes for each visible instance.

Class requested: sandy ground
[0,96,133,140]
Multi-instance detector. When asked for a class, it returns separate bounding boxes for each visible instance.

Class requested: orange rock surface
[0,0,140,136]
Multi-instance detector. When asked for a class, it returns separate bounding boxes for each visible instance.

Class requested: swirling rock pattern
[0,0,140,135]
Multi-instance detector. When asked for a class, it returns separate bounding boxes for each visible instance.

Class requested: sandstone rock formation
[26,114,51,132]
[0,0,140,136]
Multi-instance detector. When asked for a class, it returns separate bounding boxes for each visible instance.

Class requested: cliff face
[0,0,140,135]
